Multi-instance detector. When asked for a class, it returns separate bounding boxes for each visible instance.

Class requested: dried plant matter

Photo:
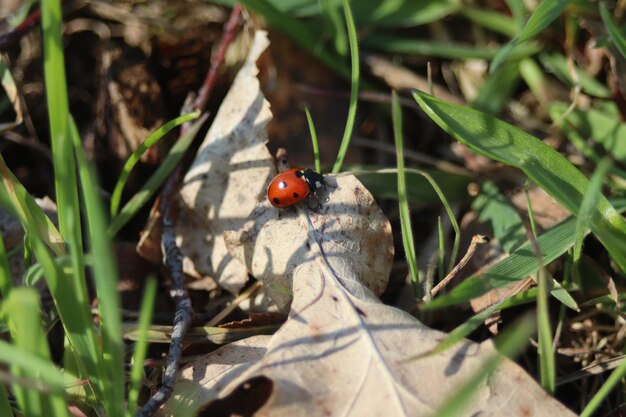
[158,29,573,417]
[162,193,574,416]
[225,173,394,310]
[177,30,275,294]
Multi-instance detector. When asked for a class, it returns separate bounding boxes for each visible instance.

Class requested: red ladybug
[267,168,326,208]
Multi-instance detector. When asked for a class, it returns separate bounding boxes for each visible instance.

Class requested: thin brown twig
[193,4,243,114]
[135,5,244,417]
[0,6,41,53]
[427,234,489,299]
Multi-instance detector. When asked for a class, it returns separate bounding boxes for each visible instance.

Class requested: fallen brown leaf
[175,30,275,293]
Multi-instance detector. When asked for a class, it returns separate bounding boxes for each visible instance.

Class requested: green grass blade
[108,113,208,237]
[355,168,470,204]
[0,154,104,407]
[0,162,65,256]
[331,0,359,173]
[0,339,75,395]
[535,255,555,393]
[364,35,541,60]
[110,111,200,217]
[430,314,535,417]
[392,92,419,296]
[0,56,23,133]
[505,0,526,29]
[419,277,574,359]
[127,277,157,417]
[415,169,460,273]
[353,167,461,269]
[524,182,539,239]
[69,118,124,417]
[41,0,88,303]
[574,159,611,263]
[304,107,321,173]
[600,2,626,60]
[0,232,13,297]
[412,91,626,274]
[1,288,71,417]
[319,0,347,55]
[458,6,518,37]
[491,0,572,72]
[438,216,444,283]
[350,0,459,28]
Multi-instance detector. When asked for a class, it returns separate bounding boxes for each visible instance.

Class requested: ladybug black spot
[293,192,299,198]
[295,171,304,178]
[272,197,280,205]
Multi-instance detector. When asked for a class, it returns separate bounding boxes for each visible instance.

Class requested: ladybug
[267,168,326,208]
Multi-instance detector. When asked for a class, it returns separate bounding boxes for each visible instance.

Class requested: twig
[193,4,243,114]
[135,5,244,417]
[427,234,488,299]
[0,6,41,53]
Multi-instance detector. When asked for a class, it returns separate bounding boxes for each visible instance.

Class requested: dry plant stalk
[428,234,489,299]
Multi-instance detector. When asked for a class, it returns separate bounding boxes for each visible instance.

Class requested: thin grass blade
[0,159,65,256]
[304,107,321,173]
[392,91,419,296]
[331,0,359,173]
[69,118,124,417]
[111,111,200,217]
[1,288,71,417]
[600,2,626,60]
[491,0,572,72]
[108,113,208,237]
[127,277,157,417]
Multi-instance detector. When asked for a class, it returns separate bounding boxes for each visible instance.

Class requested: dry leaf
[365,54,465,105]
[224,174,393,310]
[162,242,574,417]
[161,170,572,416]
[176,30,275,293]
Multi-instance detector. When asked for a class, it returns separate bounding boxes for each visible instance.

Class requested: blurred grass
[392,91,419,297]
[413,91,626,274]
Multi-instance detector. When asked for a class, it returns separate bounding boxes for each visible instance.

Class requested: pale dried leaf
[162,169,572,416]
[365,54,465,105]
[224,174,393,310]
[176,30,275,293]
[163,258,575,417]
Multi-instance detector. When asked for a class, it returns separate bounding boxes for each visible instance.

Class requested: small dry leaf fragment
[175,30,275,293]
[224,173,394,310]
